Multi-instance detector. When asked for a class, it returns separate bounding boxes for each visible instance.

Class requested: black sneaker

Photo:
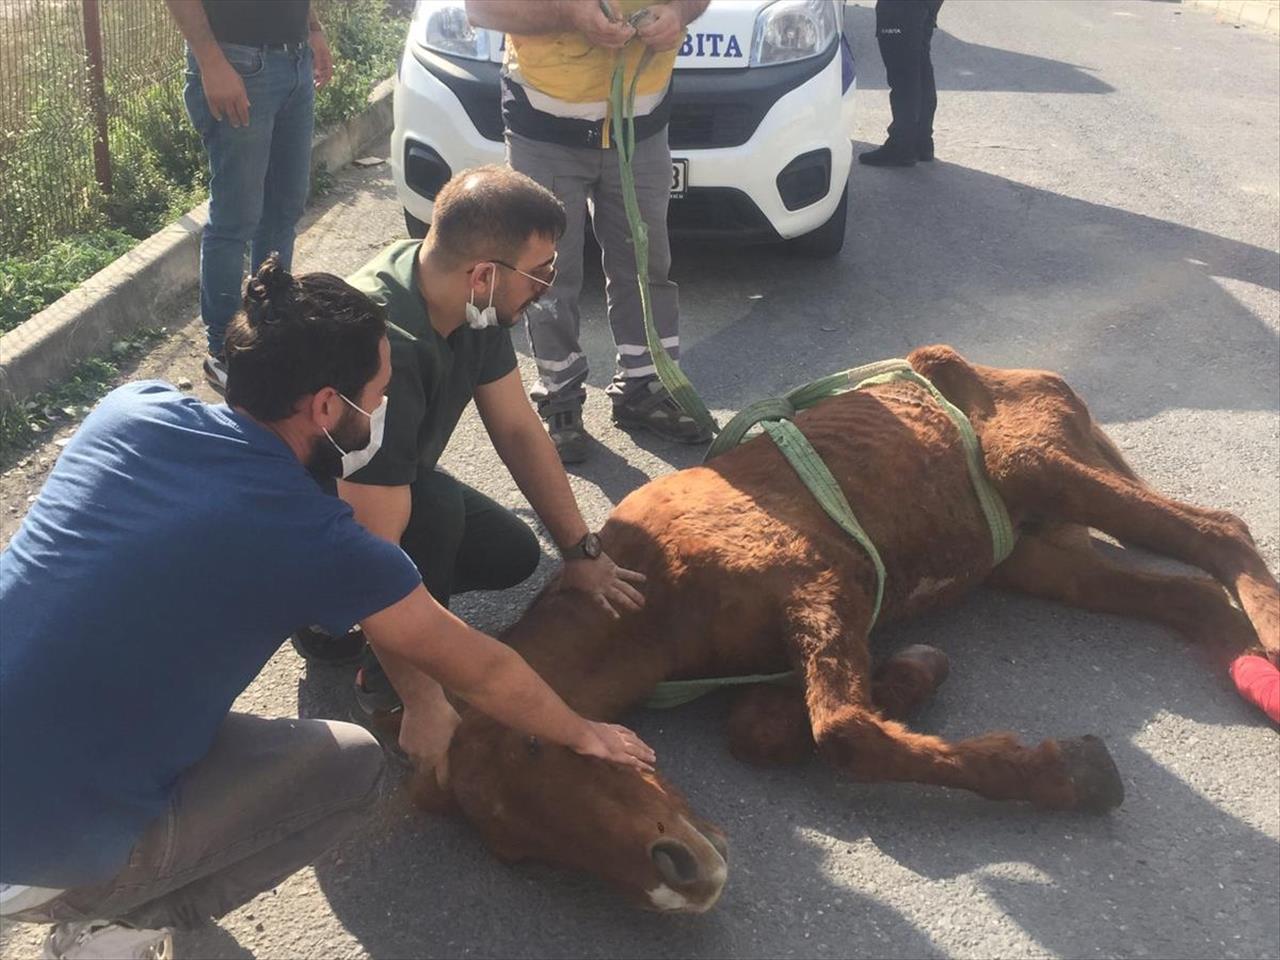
[352,651,409,765]
[353,652,403,717]
[290,624,367,665]
[858,142,917,167]
[545,408,589,464]
[612,380,713,444]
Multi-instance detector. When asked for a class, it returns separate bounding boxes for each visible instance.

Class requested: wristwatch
[560,531,602,561]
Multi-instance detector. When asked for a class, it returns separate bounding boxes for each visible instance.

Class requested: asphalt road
[3,1,1278,958]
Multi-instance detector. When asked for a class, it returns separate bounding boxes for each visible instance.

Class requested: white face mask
[324,394,387,478]
[465,264,498,330]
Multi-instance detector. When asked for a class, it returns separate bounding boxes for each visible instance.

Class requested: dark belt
[260,40,309,53]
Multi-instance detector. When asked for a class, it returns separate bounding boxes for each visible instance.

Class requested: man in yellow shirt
[467,0,712,463]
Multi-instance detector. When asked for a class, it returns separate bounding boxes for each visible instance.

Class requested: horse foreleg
[812,703,1124,813]
[786,598,1124,813]
[726,644,951,767]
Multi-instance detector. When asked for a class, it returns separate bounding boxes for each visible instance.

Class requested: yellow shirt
[505,1,678,114]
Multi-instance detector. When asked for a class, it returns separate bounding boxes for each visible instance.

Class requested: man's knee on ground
[319,721,385,811]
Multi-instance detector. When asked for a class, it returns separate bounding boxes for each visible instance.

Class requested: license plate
[670,159,688,198]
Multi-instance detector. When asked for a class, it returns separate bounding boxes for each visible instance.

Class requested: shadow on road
[669,156,1278,425]
[307,695,946,960]
[843,3,1116,95]
[300,152,1279,960]
[303,586,1278,958]
[289,32,1276,955]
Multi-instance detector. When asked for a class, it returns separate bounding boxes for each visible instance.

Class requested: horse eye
[525,735,541,758]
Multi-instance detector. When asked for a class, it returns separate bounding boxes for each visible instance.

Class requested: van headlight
[414,0,491,61]
[750,0,840,66]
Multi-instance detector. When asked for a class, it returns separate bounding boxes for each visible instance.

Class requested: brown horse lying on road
[405,345,1279,914]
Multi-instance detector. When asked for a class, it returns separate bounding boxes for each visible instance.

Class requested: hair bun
[243,253,295,320]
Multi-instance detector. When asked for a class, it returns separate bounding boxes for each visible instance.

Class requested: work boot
[858,141,917,167]
[612,380,713,444]
[42,920,172,960]
[202,354,228,395]
[545,407,589,464]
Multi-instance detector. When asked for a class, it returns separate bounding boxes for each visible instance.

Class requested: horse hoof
[1058,735,1124,814]
[872,645,950,720]
[727,685,813,766]
[895,644,950,686]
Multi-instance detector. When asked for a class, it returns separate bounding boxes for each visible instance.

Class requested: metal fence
[0,0,409,261]
[0,0,186,257]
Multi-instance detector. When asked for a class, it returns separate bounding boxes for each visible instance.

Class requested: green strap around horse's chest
[706,358,1016,588]
[643,359,1016,710]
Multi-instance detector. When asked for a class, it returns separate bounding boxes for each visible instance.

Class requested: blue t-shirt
[0,383,422,887]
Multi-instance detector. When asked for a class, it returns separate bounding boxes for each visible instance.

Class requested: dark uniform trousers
[401,469,541,608]
[876,0,945,151]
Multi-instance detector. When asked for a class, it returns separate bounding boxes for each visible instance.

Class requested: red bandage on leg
[1229,655,1280,725]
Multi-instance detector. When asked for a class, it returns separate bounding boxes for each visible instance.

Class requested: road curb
[1183,0,1280,32]
[0,77,396,408]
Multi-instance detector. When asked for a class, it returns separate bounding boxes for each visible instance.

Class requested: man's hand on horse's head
[573,721,657,772]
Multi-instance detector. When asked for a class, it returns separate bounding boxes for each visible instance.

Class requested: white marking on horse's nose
[647,885,690,911]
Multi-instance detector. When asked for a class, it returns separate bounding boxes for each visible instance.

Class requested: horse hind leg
[1088,421,1143,485]
[1000,448,1278,662]
[989,522,1261,664]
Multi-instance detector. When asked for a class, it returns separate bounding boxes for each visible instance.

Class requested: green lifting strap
[853,367,1017,566]
[706,359,1015,567]
[643,670,798,711]
[761,419,889,626]
[600,22,1014,710]
[642,359,1016,710]
[608,48,720,439]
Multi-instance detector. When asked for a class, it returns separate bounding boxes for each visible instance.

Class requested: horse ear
[908,344,996,418]
[407,763,459,816]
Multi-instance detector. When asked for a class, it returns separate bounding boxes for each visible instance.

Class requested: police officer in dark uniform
[860,0,945,167]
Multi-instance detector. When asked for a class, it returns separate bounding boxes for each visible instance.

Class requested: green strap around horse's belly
[643,359,1016,710]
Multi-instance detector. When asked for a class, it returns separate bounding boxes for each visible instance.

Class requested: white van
[391,0,857,256]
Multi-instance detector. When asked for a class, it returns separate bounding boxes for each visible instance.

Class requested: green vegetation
[314,0,406,129]
[0,230,137,335]
[0,328,170,459]
[0,0,405,333]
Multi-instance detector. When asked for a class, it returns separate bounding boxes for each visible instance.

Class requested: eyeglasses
[489,251,557,291]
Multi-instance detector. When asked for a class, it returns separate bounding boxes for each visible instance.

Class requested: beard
[500,295,541,329]
[305,407,372,486]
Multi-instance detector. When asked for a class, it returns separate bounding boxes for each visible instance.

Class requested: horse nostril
[651,839,700,886]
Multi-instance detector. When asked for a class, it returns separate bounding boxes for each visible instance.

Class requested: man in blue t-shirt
[0,259,654,959]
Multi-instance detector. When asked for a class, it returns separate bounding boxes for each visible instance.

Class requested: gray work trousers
[506,128,681,417]
[8,714,383,931]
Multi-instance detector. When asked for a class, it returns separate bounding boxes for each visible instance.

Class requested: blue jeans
[184,43,315,356]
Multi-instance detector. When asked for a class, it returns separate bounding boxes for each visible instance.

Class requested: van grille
[668,101,762,150]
